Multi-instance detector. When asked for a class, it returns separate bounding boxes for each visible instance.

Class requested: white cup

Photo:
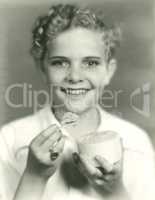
[77,131,123,166]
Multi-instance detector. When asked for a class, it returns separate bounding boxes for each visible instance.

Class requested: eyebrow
[48,56,69,60]
[48,56,102,60]
[83,56,101,60]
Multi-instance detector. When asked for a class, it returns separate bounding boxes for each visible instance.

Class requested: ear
[104,59,117,85]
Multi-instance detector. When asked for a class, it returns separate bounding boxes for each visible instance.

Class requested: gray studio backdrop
[0,0,155,145]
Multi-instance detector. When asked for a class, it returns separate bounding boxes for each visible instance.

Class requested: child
[0,4,155,200]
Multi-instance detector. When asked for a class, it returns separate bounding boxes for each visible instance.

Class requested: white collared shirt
[0,106,155,200]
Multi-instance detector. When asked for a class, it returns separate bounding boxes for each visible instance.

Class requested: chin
[65,106,86,114]
[64,100,93,114]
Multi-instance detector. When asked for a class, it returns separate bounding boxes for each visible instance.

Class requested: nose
[66,62,83,83]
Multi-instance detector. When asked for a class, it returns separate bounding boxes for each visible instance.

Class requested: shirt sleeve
[123,131,155,200]
[0,125,21,200]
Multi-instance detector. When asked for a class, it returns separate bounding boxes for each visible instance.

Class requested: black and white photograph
[0,0,155,199]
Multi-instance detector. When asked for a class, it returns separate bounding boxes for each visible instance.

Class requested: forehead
[47,28,105,58]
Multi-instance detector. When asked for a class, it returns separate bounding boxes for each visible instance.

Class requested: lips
[60,87,91,95]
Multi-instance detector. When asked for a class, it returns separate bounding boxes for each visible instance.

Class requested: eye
[83,59,100,69]
[49,59,70,69]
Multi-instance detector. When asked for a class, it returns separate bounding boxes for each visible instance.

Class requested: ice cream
[78,131,123,166]
[61,112,79,127]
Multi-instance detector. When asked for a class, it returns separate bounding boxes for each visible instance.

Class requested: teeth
[62,88,89,95]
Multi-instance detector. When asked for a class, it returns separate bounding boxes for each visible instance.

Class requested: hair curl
[30,4,121,70]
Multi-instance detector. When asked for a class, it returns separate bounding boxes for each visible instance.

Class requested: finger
[95,155,113,173]
[41,129,62,150]
[101,173,118,182]
[114,160,122,169]
[94,179,114,192]
[53,137,65,153]
[111,160,122,176]
[40,125,62,145]
[32,124,58,145]
[97,161,122,184]
[93,175,117,191]
[49,137,65,162]
[73,153,102,179]
[94,179,107,187]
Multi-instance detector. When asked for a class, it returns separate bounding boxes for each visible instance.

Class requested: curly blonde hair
[31,4,121,70]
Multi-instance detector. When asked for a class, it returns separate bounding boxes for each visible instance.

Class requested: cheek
[87,70,108,89]
[46,69,66,84]
[97,68,109,87]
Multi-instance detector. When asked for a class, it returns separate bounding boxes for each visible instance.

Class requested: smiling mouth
[60,87,91,95]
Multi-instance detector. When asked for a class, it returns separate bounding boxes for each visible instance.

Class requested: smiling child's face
[43,27,116,114]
